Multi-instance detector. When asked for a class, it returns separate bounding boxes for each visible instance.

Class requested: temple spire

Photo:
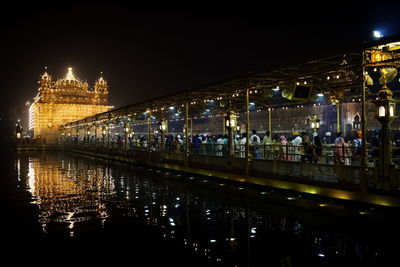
[95,71,108,93]
[65,67,75,81]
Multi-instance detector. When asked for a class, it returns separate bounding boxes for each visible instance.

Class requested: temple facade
[29,67,113,142]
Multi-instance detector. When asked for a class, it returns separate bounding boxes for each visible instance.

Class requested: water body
[2,151,400,266]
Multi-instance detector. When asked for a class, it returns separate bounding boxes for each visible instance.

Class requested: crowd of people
[63,128,400,167]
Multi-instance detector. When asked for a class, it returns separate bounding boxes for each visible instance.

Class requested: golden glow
[390,104,395,117]
[30,67,112,142]
[22,154,115,232]
[378,106,386,117]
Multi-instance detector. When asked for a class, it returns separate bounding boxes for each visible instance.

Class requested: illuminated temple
[29,67,113,142]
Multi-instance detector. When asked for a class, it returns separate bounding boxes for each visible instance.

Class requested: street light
[373,30,383,39]
[353,113,361,131]
[225,109,238,161]
[372,68,398,190]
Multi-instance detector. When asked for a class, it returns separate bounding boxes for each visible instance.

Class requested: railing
[17,137,395,194]
[57,137,400,168]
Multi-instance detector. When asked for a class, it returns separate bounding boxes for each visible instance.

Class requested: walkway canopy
[63,35,400,129]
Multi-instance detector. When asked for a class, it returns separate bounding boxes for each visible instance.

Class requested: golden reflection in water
[23,154,116,235]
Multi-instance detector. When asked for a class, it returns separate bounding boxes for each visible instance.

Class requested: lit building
[29,67,113,142]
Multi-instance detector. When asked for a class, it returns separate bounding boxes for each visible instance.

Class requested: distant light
[169,106,175,110]
[317,93,324,97]
[250,102,255,106]
[373,30,383,39]
[273,86,280,91]
[318,253,325,258]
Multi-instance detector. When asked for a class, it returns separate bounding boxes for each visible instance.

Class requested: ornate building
[29,67,113,142]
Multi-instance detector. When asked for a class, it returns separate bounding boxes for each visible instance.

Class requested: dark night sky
[1,1,400,123]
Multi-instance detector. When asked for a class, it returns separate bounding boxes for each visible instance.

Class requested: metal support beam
[124,117,128,151]
[360,51,368,192]
[268,106,272,135]
[148,109,152,155]
[185,101,189,166]
[336,101,341,133]
[245,86,250,175]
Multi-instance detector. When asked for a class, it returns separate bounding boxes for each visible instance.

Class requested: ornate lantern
[159,119,168,133]
[310,113,320,133]
[225,110,238,129]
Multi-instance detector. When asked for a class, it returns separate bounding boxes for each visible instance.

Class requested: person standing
[216,134,224,156]
[371,128,380,162]
[301,135,313,163]
[292,132,302,161]
[278,135,288,160]
[352,131,362,166]
[335,137,349,165]
[240,132,247,158]
[263,131,272,159]
[250,130,261,159]
[313,135,322,164]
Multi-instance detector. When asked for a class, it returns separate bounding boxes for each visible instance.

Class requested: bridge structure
[16,35,400,205]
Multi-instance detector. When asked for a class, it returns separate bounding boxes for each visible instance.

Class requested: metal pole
[360,50,368,192]
[336,100,341,133]
[190,117,193,138]
[124,117,128,151]
[268,106,272,135]
[185,101,189,165]
[223,117,226,135]
[148,109,152,154]
[107,119,110,150]
[160,112,164,154]
[245,87,250,175]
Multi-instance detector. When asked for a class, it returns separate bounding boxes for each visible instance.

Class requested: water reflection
[14,152,400,266]
[17,153,114,237]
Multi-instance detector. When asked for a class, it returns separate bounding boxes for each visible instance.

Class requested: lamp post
[225,109,238,161]
[124,123,129,151]
[372,84,398,190]
[353,114,361,131]
[159,119,168,153]
[310,113,320,134]
[15,122,22,142]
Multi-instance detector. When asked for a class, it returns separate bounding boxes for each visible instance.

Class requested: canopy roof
[64,35,400,127]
